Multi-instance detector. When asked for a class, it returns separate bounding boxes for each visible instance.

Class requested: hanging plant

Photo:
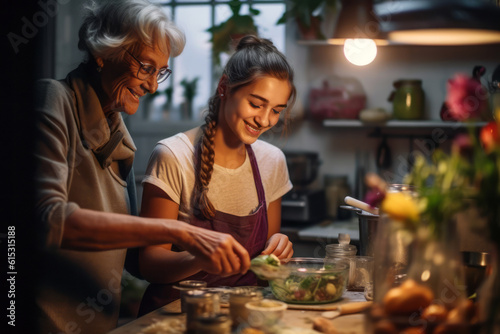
[206,0,260,65]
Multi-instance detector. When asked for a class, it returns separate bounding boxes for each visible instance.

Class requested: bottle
[325,175,351,220]
[389,79,425,120]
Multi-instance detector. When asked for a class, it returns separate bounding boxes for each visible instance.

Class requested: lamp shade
[376,0,500,45]
[329,0,388,45]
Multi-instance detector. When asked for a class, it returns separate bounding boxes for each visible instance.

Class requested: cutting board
[284,297,370,311]
[221,290,369,311]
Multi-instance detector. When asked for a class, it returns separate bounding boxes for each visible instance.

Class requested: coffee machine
[281,151,326,225]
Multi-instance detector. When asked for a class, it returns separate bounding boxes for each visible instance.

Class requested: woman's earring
[220,93,224,97]
[97,66,102,73]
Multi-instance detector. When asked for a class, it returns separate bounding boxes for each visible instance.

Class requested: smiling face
[97,44,169,116]
[219,76,292,146]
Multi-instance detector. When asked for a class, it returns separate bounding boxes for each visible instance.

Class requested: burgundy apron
[138,145,268,316]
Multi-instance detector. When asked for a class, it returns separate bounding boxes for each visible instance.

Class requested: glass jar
[185,290,220,334]
[325,237,357,287]
[229,289,263,329]
[194,313,231,334]
[174,280,207,313]
[348,256,374,291]
[368,216,472,333]
[389,79,425,120]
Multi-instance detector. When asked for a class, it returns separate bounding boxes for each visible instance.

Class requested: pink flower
[445,74,489,121]
[364,189,385,209]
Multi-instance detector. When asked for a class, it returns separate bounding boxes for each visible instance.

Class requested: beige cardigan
[34,64,136,334]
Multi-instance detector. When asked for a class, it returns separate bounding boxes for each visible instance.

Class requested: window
[145,0,286,122]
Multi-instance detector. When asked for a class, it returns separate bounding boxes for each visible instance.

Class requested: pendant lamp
[375,0,500,45]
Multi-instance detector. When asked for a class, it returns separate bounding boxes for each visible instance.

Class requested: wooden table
[108,291,369,334]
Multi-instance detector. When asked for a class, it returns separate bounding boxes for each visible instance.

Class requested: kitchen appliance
[281,151,326,225]
[281,189,326,224]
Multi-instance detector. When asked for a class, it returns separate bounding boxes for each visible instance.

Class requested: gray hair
[78,0,185,62]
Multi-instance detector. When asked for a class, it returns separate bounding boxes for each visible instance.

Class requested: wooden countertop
[108,291,369,334]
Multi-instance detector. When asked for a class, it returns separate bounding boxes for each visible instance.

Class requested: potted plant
[206,0,260,65]
[276,0,337,40]
[180,77,200,120]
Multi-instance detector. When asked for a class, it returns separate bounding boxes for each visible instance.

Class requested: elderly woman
[34,0,249,333]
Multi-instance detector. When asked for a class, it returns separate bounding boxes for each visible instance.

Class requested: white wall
[272,42,500,196]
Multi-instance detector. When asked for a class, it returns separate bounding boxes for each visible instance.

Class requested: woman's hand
[261,233,293,259]
[183,226,251,276]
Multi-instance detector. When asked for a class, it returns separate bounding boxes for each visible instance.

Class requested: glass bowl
[268,257,348,304]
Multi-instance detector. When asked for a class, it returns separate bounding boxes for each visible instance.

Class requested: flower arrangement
[367,74,499,244]
[366,73,500,332]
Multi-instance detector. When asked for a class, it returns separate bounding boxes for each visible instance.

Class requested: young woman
[138,35,297,314]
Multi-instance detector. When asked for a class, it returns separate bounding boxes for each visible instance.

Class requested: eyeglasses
[123,49,172,83]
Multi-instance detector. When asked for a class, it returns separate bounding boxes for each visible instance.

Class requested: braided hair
[193,35,296,220]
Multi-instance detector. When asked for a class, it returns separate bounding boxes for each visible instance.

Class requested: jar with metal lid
[194,313,231,334]
[229,288,263,329]
[185,290,220,334]
[325,234,357,281]
[389,79,425,120]
[174,280,207,313]
[325,233,357,261]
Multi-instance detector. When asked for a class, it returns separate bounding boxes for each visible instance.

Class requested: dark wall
[3,1,55,333]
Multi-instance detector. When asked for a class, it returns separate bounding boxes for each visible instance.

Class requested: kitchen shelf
[322,119,487,129]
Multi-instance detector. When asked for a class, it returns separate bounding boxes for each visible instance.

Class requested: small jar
[194,313,231,334]
[185,290,220,334]
[325,237,357,286]
[229,289,263,329]
[174,280,207,313]
[389,79,425,120]
[348,256,374,291]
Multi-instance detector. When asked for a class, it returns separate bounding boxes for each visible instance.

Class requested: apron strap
[245,144,267,209]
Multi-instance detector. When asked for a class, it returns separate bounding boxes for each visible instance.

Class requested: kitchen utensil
[344,196,379,215]
[320,301,373,319]
[249,255,290,280]
[375,136,391,170]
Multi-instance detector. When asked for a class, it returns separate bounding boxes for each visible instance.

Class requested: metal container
[340,205,379,256]
[462,251,491,297]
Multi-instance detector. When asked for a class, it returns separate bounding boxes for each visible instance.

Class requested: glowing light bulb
[343,38,377,66]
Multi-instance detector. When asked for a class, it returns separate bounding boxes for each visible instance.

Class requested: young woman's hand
[183,226,251,276]
[261,233,293,259]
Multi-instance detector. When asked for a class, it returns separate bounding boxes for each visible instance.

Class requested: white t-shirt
[143,133,293,222]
